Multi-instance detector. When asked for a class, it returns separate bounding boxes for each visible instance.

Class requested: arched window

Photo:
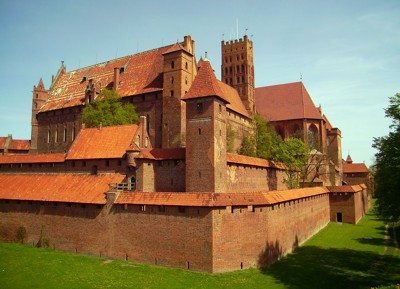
[292,125,302,139]
[308,124,320,149]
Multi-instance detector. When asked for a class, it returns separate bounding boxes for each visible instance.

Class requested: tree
[275,137,310,189]
[226,124,236,153]
[372,93,400,223]
[82,89,139,128]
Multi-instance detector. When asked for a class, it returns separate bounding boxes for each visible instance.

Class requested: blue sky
[0,0,399,167]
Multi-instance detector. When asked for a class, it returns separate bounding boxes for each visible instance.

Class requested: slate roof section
[226,153,286,169]
[41,44,176,112]
[115,186,329,207]
[255,82,323,121]
[0,173,125,204]
[66,124,138,160]
[0,153,65,164]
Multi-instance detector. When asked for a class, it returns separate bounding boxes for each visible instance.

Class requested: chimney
[113,67,120,91]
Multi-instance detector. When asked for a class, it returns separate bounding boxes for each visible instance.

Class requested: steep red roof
[0,153,65,164]
[41,44,176,112]
[136,148,185,160]
[346,154,353,163]
[343,162,369,174]
[255,82,323,121]
[66,124,138,160]
[0,174,125,204]
[218,81,250,117]
[115,187,329,206]
[226,153,286,169]
[182,59,229,103]
[0,137,6,149]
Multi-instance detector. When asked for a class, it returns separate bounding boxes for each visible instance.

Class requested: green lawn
[0,207,399,289]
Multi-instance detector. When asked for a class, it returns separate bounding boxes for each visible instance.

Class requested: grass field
[0,207,399,289]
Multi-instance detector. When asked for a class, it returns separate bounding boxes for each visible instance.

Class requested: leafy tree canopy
[82,89,139,128]
[372,93,400,223]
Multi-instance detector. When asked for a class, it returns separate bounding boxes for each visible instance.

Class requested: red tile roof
[0,173,125,204]
[0,153,65,164]
[182,59,228,103]
[0,137,7,148]
[327,185,364,193]
[8,139,30,150]
[136,148,185,160]
[41,44,176,112]
[115,186,329,206]
[255,82,323,121]
[226,153,286,169]
[345,154,353,163]
[218,81,250,117]
[66,124,138,160]
[183,59,250,117]
[343,162,369,173]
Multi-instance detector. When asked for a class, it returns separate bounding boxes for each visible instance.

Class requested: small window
[171,76,174,84]
[196,102,203,113]
[178,206,186,214]
[170,90,174,97]
[72,127,75,141]
[219,104,222,114]
[105,160,110,167]
[47,129,51,143]
[140,205,146,212]
[159,205,165,212]
[185,62,188,70]
[63,127,67,142]
[171,61,174,69]
[118,160,122,166]
[198,128,201,135]
[82,161,86,167]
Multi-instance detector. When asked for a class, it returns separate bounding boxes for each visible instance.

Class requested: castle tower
[221,35,255,116]
[30,78,48,153]
[162,36,196,148]
[182,59,228,192]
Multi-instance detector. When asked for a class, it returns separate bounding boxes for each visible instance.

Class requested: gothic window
[47,129,51,143]
[308,124,320,150]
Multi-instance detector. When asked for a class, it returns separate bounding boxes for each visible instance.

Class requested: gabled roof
[255,82,323,121]
[41,44,176,112]
[0,153,65,164]
[182,59,229,103]
[114,186,329,206]
[162,42,189,55]
[66,124,138,160]
[343,162,369,174]
[346,154,353,163]
[0,173,125,204]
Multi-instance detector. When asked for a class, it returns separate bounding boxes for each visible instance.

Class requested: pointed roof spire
[37,78,45,90]
[182,59,229,103]
[346,154,353,164]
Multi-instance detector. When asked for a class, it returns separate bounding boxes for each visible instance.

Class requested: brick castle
[0,35,371,272]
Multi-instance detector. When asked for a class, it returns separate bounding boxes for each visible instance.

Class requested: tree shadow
[259,245,400,289]
[355,236,397,248]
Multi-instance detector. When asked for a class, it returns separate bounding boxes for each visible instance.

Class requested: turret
[182,59,228,192]
[161,36,196,148]
[30,78,49,153]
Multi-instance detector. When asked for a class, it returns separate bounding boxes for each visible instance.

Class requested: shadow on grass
[355,236,397,248]
[260,246,400,289]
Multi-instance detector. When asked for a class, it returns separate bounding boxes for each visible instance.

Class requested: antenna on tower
[300,72,303,81]
[236,18,239,40]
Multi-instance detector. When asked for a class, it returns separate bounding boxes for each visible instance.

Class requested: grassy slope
[0,208,398,289]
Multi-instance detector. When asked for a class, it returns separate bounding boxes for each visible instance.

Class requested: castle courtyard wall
[212,193,330,272]
[0,190,333,273]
